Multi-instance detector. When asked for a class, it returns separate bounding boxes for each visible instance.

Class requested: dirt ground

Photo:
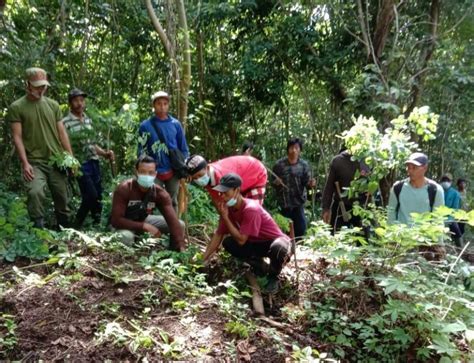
[0,245,319,361]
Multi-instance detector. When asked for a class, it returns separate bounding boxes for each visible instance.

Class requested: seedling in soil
[0,314,17,353]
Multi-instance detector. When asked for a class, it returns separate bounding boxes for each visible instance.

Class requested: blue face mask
[194,174,210,187]
[226,198,237,207]
[137,174,156,188]
[226,190,239,207]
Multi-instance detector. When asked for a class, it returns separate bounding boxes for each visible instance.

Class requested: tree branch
[145,0,173,59]
[406,0,440,113]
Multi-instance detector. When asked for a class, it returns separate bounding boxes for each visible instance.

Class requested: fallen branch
[258,316,314,346]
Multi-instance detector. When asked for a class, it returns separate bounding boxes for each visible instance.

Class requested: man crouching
[203,173,291,293]
[111,155,186,251]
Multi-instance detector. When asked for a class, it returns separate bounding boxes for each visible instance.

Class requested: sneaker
[264,276,280,294]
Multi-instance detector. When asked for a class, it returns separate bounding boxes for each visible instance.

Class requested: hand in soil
[142,223,161,238]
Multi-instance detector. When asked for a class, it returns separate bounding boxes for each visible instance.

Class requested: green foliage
[291,344,319,362]
[0,183,51,261]
[225,320,250,339]
[303,208,474,361]
[187,184,218,227]
[273,213,291,234]
[342,107,439,198]
[48,151,82,175]
[0,314,17,354]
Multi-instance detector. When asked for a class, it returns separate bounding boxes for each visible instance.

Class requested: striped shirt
[62,112,98,161]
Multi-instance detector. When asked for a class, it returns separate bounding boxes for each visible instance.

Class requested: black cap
[68,88,87,102]
[186,155,208,175]
[212,173,242,192]
[405,152,428,166]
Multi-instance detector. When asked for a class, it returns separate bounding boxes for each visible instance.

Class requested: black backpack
[393,179,438,220]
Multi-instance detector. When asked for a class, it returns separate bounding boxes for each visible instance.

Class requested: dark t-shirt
[321,151,366,210]
[217,198,285,242]
[272,158,310,208]
[111,179,184,244]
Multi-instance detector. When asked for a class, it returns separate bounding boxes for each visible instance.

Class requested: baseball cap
[25,67,50,87]
[151,91,170,103]
[441,172,453,181]
[212,173,242,193]
[405,152,428,166]
[68,88,87,102]
[186,155,207,175]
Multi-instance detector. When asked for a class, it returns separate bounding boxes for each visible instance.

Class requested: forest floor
[1,222,473,362]
[0,231,332,361]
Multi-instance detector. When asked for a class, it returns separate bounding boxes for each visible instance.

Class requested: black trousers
[223,236,291,277]
[281,205,307,240]
[75,160,103,227]
[330,200,362,235]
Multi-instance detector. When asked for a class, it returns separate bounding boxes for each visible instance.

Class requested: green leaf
[441,321,466,333]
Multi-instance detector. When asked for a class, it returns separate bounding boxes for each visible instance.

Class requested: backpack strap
[142,184,155,206]
[149,118,166,146]
[393,180,404,220]
[426,180,438,212]
[394,179,438,219]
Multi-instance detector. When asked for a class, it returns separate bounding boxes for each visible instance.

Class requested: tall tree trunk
[145,0,190,128]
[196,30,215,158]
[406,0,440,113]
[176,0,191,129]
[372,0,395,60]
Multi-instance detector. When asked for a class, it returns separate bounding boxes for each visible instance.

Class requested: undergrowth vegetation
[0,182,473,360]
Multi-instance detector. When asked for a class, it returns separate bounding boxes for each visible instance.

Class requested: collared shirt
[62,112,98,162]
[272,157,311,209]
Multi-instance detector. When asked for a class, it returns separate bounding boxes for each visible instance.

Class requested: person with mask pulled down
[110,155,186,251]
[202,173,291,293]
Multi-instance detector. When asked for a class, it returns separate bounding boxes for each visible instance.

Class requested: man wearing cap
[7,67,74,228]
[138,91,189,210]
[63,88,115,228]
[203,173,291,293]
[387,152,444,225]
[186,154,267,205]
[440,173,463,246]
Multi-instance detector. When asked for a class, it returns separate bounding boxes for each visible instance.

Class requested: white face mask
[441,181,451,190]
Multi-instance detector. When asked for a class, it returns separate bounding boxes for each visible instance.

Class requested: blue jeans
[75,160,102,227]
[281,205,307,240]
